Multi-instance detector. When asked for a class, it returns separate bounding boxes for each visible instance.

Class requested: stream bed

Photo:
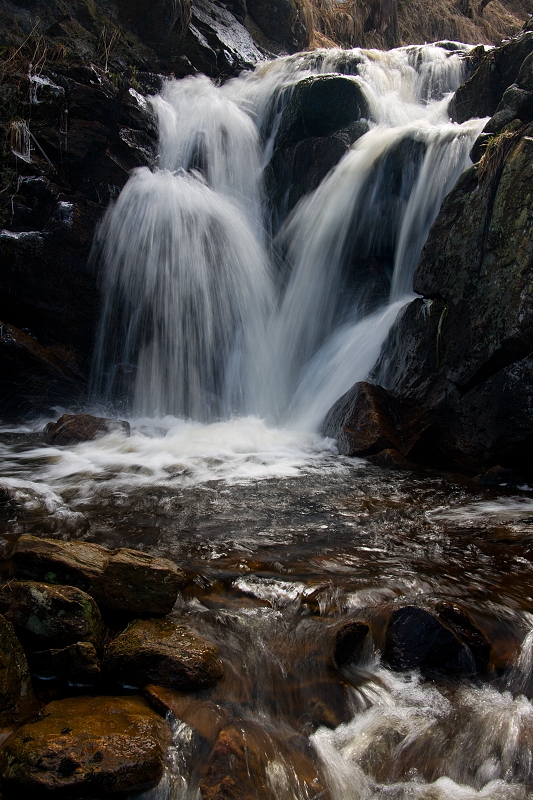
[1,419,533,799]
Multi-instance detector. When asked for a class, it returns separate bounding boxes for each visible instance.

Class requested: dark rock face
[368,126,533,474]
[104,617,224,689]
[381,605,489,678]
[0,580,103,651]
[43,413,130,445]
[0,614,38,726]
[246,0,310,52]
[0,695,171,796]
[450,31,533,122]
[116,0,192,56]
[11,535,185,615]
[29,641,101,684]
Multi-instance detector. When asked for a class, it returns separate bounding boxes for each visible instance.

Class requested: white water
[91,43,486,431]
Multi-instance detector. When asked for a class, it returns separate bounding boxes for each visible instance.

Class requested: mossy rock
[104,617,224,690]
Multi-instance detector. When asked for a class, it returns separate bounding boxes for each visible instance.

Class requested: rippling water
[2,420,533,799]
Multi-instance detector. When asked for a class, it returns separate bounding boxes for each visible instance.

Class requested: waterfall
[91,44,486,428]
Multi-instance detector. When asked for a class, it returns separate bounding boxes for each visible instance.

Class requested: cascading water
[90,43,485,427]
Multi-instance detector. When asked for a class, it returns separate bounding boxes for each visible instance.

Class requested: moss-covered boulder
[11,535,185,615]
[0,581,103,651]
[104,618,224,690]
[0,695,171,796]
[0,614,38,726]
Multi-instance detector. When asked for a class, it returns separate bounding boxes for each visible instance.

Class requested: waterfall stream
[90,44,485,427]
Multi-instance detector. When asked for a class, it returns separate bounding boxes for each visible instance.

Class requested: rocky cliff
[326,26,533,478]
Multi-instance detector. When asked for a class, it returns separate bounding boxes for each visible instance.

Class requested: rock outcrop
[11,535,185,615]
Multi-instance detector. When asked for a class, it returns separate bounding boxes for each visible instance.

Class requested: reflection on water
[1,422,533,798]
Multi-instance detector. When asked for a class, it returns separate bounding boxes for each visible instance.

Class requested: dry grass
[299,0,533,49]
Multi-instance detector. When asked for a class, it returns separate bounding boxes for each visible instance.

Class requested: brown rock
[144,684,229,744]
[11,535,185,615]
[0,614,38,726]
[29,642,101,684]
[104,618,224,690]
[43,413,130,445]
[366,448,410,469]
[0,695,171,796]
[0,581,103,651]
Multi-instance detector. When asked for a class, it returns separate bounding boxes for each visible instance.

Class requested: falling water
[91,43,485,426]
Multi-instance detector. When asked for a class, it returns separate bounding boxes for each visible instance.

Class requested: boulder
[381,605,490,678]
[11,535,185,615]
[0,581,103,651]
[104,618,224,690]
[0,614,38,727]
[29,641,101,684]
[450,31,533,123]
[115,0,191,56]
[274,75,370,151]
[43,413,130,445]
[0,695,171,796]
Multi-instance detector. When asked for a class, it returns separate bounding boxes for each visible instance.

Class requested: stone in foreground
[44,413,130,445]
[0,581,103,650]
[0,695,171,796]
[104,618,224,690]
[11,535,185,615]
[0,614,38,726]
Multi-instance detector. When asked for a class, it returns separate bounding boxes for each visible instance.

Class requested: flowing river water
[2,43,533,800]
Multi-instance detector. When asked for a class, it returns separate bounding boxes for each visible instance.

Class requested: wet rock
[321,381,403,457]
[476,464,525,488]
[29,641,100,684]
[182,0,265,78]
[144,684,229,743]
[265,123,368,224]
[275,75,370,151]
[200,723,326,800]
[0,614,38,727]
[0,581,103,652]
[450,31,533,123]
[334,621,370,669]
[116,0,191,56]
[246,0,311,52]
[381,605,490,678]
[11,535,185,615]
[366,448,410,469]
[0,322,85,417]
[104,618,224,690]
[0,695,171,796]
[43,413,130,445]
[371,124,533,476]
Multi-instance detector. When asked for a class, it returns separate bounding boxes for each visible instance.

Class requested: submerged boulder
[104,618,224,690]
[0,614,38,726]
[144,684,229,744]
[333,621,370,669]
[381,605,490,678]
[0,695,171,796]
[199,723,326,800]
[43,413,130,445]
[0,580,103,651]
[11,535,185,615]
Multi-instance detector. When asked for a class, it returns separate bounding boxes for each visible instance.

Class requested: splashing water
[91,44,486,426]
